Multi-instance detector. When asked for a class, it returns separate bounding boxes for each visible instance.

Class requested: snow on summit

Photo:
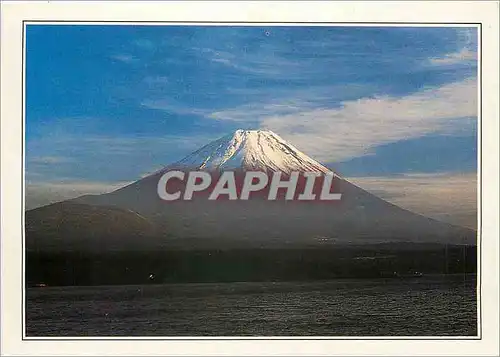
[175,130,332,174]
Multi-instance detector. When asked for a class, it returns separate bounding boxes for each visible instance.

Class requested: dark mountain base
[26,244,476,287]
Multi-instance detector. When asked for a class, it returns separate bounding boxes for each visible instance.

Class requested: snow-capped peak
[174,129,332,174]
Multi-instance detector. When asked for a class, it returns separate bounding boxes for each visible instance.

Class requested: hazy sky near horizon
[25,25,478,227]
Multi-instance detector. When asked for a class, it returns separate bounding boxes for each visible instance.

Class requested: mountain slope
[62,129,476,250]
[25,202,159,251]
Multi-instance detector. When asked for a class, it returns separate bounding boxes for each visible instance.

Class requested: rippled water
[26,275,477,336]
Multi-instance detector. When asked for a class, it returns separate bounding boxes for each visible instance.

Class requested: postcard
[1,1,498,356]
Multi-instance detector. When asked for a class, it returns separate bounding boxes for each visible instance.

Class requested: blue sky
[25,25,478,227]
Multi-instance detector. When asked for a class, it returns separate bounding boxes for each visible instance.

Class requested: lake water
[26,275,477,337]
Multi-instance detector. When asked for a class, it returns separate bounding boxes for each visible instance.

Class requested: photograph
[23,23,480,338]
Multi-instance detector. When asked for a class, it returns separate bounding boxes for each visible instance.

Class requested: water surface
[26,275,477,337]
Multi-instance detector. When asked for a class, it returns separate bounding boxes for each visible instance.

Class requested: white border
[1,1,499,356]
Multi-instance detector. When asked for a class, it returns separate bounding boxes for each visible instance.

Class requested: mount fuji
[26,129,476,252]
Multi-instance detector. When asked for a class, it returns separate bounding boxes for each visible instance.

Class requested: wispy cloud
[209,77,477,162]
[125,27,478,128]
[349,172,477,229]
[28,156,72,165]
[25,180,132,210]
[140,99,210,117]
[145,83,376,122]
[26,132,218,182]
[132,39,155,50]
[428,48,476,66]
[209,99,315,123]
[143,76,170,85]
[427,28,477,67]
[110,54,138,64]
[194,46,295,77]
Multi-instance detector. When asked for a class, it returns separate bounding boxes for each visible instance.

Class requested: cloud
[130,27,478,131]
[197,47,293,77]
[110,54,138,64]
[427,28,477,67]
[208,77,477,163]
[25,180,131,210]
[144,83,376,122]
[209,99,315,123]
[348,172,477,229]
[428,48,476,66]
[143,76,170,85]
[26,132,218,182]
[140,99,210,116]
[132,39,155,50]
[28,156,72,165]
